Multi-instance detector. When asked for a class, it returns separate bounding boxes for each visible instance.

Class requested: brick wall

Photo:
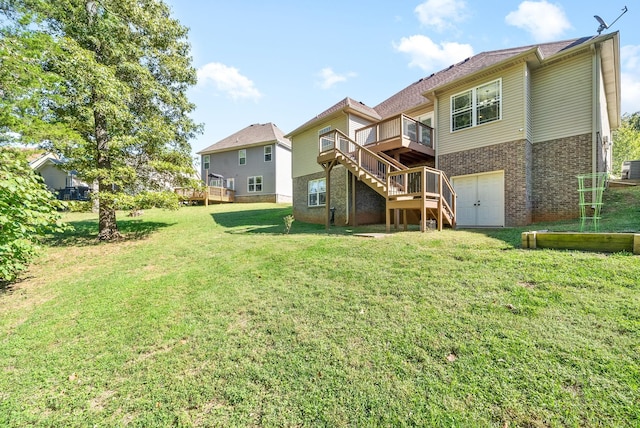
[531,133,592,222]
[293,168,385,226]
[235,194,278,203]
[439,139,533,226]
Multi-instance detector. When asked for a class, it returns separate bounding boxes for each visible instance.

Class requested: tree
[1,0,200,240]
[612,112,640,176]
[0,149,66,282]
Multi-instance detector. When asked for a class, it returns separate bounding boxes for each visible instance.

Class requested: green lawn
[1,187,639,427]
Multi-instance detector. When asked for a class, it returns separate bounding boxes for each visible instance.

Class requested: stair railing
[320,129,404,184]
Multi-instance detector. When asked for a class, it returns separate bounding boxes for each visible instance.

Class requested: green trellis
[576,173,608,232]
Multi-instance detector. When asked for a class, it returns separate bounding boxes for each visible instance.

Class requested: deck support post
[323,160,337,231]
[420,168,427,232]
[437,173,443,231]
[351,172,357,227]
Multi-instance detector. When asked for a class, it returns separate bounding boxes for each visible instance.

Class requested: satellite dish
[594,6,628,35]
[594,15,608,34]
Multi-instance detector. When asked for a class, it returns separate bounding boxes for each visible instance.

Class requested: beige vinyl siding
[291,115,348,178]
[531,51,593,143]
[438,64,526,156]
[348,114,373,140]
[525,64,533,141]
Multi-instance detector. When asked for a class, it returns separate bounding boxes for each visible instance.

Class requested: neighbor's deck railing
[174,186,235,203]
[355,114,433,148]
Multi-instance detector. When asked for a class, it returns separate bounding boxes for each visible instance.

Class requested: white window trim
[248,176,263,193]
[203,154,210,170]
[264,145,273,162]
[238,149,246,166]
[450,78,502,133]
[308,178,326,207]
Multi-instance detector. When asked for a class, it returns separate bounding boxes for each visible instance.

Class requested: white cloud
[394,35,474,72]
[317,67,357,90]
[196,62,262,101]
[415,0,468,33]
[505,1,572,42]
[621,45,640,115]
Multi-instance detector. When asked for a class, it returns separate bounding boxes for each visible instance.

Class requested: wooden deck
[174,186,235,205]
[318,129,455,232]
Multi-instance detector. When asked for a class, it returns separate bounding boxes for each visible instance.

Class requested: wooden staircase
[317,129,456,231]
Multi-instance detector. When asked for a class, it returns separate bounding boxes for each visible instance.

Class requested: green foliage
[1,0,201,238]
[132,191,180,211]
[65,200,93,213]
[0,149,67,282]
[612,112,640,175]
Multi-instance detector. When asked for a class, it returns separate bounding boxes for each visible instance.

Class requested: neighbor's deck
[174,186,235,205]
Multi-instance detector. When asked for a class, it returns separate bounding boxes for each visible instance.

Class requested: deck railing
[174,186,235,203]
[320,129,404,183]
[355,114,433,149]
[388,166,456,220]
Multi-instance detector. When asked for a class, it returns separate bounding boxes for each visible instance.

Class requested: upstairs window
[264,145,272,162]
[239,149,246,165]
[451,79,501,132]
[203,155,210,170]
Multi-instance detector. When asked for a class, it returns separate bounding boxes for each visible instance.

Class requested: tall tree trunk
[94,105,121,241]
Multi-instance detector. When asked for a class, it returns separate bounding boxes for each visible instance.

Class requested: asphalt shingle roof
[373,36,595,119]
[198,122,291,155]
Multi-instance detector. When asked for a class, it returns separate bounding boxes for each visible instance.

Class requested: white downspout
[434,96,439,169]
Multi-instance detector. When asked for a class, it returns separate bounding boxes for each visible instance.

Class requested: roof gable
[286,97,380,137]
[198,122,291,155]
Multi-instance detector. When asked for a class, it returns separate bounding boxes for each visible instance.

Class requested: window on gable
[451,79,501,132]
[264,145,272,162]
[203,155,210,170]
[248,176,262,192]
[308,178,326,207]
[239,149,246,165]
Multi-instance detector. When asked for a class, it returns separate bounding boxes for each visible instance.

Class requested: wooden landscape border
[522,232,640,254]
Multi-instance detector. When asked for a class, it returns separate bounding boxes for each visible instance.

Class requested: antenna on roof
[594,5,628,35]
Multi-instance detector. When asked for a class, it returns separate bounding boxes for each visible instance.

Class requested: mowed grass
[1,188,639,427]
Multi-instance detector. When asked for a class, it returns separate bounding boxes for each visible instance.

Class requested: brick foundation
[293,168,385,226]
[531,133,592,222]
[439,139,533,226]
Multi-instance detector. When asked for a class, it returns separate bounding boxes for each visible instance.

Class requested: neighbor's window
[248,176,262,192]
[451,79,501,131]
[308,178,326,207]
[227,177,235,191]
[239,149,246,165]
[264,145,272,162]
[203,155,210,170]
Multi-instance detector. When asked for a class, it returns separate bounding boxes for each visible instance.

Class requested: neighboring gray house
[197,123,292,203]
[29,152,93,200]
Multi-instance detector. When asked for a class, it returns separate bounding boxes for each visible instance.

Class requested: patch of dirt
[89,390,116,412]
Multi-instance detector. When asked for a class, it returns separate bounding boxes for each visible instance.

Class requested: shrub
[283,215,294,234]
[0,149,68,282]
[66,200,93,213]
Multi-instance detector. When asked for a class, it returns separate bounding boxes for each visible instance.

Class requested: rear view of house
[287,32,620,229]
[197,123,292,203]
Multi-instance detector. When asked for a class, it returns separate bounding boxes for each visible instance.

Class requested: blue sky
[165,0,640,156]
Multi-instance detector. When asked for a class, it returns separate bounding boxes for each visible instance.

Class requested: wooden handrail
[320,129,404,183]
[355,114,433,148]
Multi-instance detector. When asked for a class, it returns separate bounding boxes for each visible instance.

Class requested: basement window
[308,178,326,207]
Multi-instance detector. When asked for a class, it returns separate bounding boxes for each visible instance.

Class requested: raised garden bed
[521,231,640,254]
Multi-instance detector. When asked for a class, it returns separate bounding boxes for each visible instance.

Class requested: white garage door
[453,171,504,227]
